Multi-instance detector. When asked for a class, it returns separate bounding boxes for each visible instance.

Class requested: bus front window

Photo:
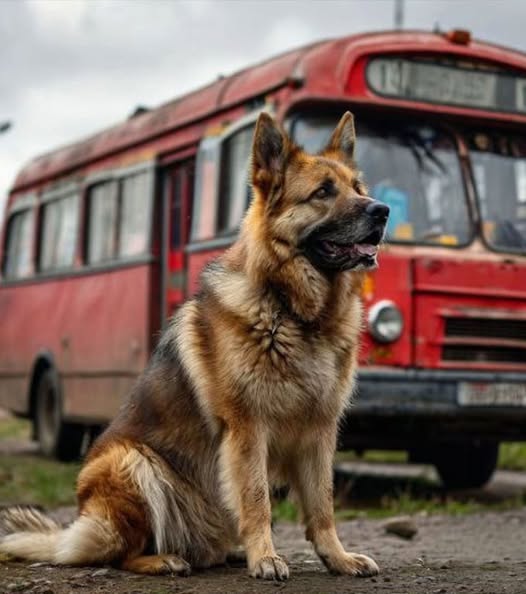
[467,131,526,253]
[293,115,471,246]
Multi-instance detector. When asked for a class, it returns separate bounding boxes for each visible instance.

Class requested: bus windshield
[293,115,471,246]
[467,131,526,253]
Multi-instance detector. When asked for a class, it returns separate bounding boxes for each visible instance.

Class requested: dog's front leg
[292,428,379,577]
[220,424,289,581]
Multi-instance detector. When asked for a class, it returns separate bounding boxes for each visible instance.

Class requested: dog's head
[250,112,389,273]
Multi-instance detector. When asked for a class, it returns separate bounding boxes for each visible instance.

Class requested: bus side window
[118,172,152,258]
[86,181,119,264]
[39,194,79,271]
[217,124,255,235]
[2,209,34,279]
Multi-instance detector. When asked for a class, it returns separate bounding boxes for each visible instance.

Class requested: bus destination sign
[367,57,526,114]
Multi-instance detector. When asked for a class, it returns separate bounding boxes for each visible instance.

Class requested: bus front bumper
[339,368,526,448]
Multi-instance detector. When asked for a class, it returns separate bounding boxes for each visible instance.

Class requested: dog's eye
[311,182,334,200]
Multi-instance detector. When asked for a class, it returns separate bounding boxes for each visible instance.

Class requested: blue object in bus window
[371,185,409,237]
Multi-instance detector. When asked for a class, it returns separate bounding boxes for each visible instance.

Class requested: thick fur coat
[0,112,388,580]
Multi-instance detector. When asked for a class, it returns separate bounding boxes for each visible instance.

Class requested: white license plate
[458,383,526,406]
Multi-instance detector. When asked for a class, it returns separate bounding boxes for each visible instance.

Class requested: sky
[2,0,526,219]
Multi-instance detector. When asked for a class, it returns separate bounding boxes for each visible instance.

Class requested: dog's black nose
[365,201,390,222]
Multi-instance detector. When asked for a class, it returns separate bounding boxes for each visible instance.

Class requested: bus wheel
[34,368,84,461]
[431,441,499,490]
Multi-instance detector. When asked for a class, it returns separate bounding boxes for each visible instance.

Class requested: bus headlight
[368,300,403,343]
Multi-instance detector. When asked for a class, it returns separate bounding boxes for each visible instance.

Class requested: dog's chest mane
[205,268,360,415]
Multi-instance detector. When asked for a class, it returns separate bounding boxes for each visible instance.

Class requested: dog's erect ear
[324,111,356,163]
[251,113,289,194]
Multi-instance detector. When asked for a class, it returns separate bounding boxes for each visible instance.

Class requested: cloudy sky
[2,0,526,218]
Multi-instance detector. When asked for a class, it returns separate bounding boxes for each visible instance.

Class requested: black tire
[431,441,499,490]
[34,368,85,462]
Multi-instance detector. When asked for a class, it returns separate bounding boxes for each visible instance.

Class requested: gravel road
[2,508,526,594]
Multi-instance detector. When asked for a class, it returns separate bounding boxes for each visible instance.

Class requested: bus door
[161,159,194,322]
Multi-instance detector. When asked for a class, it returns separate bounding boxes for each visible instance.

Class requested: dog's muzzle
[304,200,390,271]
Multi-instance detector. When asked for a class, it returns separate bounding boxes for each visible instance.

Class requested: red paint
[413,256,526,371]
[1,29,526,424]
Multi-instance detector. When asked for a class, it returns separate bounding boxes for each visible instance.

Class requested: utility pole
[394,0,404,30]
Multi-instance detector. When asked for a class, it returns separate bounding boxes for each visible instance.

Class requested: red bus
[1,29,526,488]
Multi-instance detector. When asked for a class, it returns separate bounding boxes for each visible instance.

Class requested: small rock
[7,583,30,593]
[29,563,48,568]
[70,572,90,580]
[384,516,418,539]
[91,568,110,577]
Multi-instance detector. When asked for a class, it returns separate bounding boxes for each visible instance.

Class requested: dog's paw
[163,555,192,576]
[320,552,379,577]
[250,555,289,581]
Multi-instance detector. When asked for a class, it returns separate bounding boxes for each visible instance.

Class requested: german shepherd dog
[0,112,389,580]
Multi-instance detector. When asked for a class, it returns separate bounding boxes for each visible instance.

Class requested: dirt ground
[1,506,525,594]
[2,423,526,594]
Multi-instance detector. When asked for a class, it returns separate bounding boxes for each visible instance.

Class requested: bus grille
[442,317,526,366]
[445,318,526,341]
[443,345,526,364]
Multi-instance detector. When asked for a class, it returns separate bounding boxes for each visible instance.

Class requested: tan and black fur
[0,112,389,580]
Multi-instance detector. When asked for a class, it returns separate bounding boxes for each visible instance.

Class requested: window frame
[287,106,476,251]
[464,127,526,256]
[216,123,256,237]
[1,193,37,282]
[83,161,155,268]
[38,182,81,272]
[190,108,272,245]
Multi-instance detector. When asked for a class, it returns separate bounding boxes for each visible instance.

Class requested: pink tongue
[355,243,378,256]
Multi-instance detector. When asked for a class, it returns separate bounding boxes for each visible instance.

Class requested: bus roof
[10,29,526,194]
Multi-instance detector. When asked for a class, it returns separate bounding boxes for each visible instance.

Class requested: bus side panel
[0,378,28,415]
[0,264,151,422]
[187,247,229,296]
[0,287,34,415]
[63,376,136,423]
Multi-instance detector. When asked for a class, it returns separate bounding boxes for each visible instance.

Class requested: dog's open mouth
[313,228,384,270]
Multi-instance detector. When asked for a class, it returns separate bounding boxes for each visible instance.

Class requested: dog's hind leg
[121,554,191,576]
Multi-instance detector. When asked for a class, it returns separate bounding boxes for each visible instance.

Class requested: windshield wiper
[403,133,448,175]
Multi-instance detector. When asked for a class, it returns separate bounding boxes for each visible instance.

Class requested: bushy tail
[0,505,122,565]
[0,505,60,535]
[0,506,61,562]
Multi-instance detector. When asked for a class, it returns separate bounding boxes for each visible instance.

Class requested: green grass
[1,414,526,515]
[273,445,526,523]
[0,414,78,508]
[335,450,407,464]
[0,454,80,508]
[498,443,526,471]
[272,498,299,523]
[0,417,30,441]
[272,489,526,523]
[337,444,526,471]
